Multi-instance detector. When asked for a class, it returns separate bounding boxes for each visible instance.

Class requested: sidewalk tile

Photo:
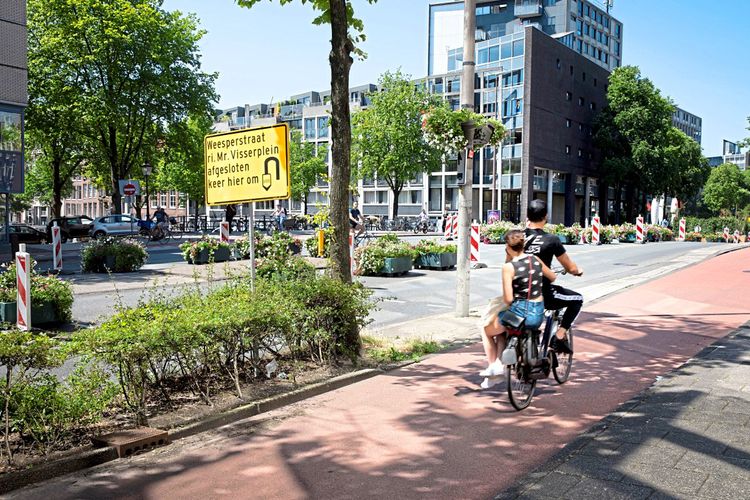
[618,463,707,495]
[560,478,652,500]
[557,455,624,482]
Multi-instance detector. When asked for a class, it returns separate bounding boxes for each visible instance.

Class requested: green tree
[351,70,443,218]
[236,0,376,284]
[289,130,327,214]
[594,66,710,220]
[25,14,85,219]
[153,113,214,223]
[703,163,750,213]
[28,0,217,215]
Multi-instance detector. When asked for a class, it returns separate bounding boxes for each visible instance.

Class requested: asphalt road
[360,240,729,328]
[69,237,728,328]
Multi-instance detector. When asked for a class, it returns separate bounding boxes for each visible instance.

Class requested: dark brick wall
[0,0,27,107]
[520,26,610,223]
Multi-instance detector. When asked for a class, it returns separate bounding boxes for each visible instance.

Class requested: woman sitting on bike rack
[479,229,557,381]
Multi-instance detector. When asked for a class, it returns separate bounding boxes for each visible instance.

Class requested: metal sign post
[249,202,256,291]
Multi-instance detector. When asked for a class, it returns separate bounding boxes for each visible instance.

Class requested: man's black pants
[544,285,583,330]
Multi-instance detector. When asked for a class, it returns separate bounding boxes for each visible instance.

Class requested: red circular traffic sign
[123,183,136,196]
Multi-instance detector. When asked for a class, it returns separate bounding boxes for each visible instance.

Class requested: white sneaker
[479,360,504,378]
[480,375,502,389]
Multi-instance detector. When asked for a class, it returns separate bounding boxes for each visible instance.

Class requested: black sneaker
[551,336,573,355]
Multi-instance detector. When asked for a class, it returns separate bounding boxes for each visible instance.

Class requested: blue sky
[163,0,749,156]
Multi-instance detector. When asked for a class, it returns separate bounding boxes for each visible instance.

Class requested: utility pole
[456,0,476,318]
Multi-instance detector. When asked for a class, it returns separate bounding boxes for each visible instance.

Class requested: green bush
[257,255,316,282]
[412,239,456,256]
[10,364,116,454]
[179,236,232,262]
[355,237,416,276]
[81,237,148,273]
[0,262,74,323]
[480,221,518,244]
[684,216,745,234]
[77,273,375,424]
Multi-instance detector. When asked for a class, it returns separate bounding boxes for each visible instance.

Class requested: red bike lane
[16,248,750,500]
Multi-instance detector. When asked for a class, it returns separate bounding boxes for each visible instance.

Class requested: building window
[565,145,571,155]
[547,16,556,26]
[582,72,586,82]
[566,119,571,128]
[512,40,523,57]
[317,116,329,138]
[578,97,584,106]
[590,102,596,111]
[570,65,574,76]
[578,149,583,158]
[501,42,512,59]
[566,92,572,101]
[304,118,315,139]
[593,77,598,87]
[169,191,177,209]
[556,58,561,70]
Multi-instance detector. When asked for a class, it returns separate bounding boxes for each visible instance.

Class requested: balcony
[514,1,542,18]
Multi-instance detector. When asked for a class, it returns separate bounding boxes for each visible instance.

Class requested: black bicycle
[503,307,573,410]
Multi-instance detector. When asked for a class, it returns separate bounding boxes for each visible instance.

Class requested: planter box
[556,235,568,244]
[415,252,457,270]
[187,246,232,265]
[0,301,60,326]
[622,234,637,243]
[378,256,413,276]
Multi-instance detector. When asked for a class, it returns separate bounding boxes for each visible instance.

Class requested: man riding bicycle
[523,200,583,355]
[153,207,168,239]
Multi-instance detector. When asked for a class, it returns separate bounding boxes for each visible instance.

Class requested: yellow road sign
[204,123,290,205]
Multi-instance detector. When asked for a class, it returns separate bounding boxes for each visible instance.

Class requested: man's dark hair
[527,200,548,222]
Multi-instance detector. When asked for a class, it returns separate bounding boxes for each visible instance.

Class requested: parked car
[0,223,49,244]
[46,215,93,243]
[90,215,140,238]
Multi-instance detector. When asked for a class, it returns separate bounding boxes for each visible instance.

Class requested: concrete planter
[556,235,569,244]
[415,252,457,270]
[188,246,232,265]
[378,257,413,276]
[0,301,59,326]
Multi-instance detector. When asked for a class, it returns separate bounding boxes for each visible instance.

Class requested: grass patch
[363,337,442,364]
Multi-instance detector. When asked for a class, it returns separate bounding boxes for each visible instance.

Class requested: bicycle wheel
[552,327,574,384]
[171,227,183,241]
[506,363,536,411]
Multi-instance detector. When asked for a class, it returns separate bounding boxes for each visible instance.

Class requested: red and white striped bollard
[220,220,230,243]
[636,216,645,244]
[723,227,730,242]
[451,213,459,239]
[733,230,740,244]
[16,244,31,331]
[470,222,480,263]
[51,222,63,271]
[591,216,601,245]
[444,215,453,240]
[678,218,686,241]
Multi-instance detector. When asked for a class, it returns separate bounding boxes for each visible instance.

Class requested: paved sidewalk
[497,323,750,499]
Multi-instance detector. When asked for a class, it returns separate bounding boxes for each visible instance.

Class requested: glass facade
[0,107,24,194]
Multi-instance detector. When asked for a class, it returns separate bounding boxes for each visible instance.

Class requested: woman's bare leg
[482,318,506,365]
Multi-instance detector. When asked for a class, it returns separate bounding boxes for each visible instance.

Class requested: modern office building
[425,0,624,224]
[0,0,27,200]
[673,107,702,145]
[707,140,748,170]
[429,0,623,76]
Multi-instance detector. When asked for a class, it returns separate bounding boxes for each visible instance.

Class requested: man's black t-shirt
[350,208,361,220]
[524,228,565,291]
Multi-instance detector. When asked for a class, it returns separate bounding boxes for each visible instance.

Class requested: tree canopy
[351,70,444,218]
[594,66,708,201]
[702,163,750,213]
[28,0,217,214]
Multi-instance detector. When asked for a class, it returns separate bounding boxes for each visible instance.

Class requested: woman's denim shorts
[499,299,545,330]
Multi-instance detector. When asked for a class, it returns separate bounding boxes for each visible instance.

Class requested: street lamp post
[142,161,153,220]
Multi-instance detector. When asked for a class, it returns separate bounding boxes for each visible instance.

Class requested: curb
[0,367,382,495]
[494,320,750,500]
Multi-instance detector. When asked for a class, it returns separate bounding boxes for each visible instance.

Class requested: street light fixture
[142,161,153,220]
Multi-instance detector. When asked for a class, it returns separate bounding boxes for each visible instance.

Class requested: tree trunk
[52,158,63,218]
[303,192,308,216]
[391,188,401,219]
[327,0,354,284]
